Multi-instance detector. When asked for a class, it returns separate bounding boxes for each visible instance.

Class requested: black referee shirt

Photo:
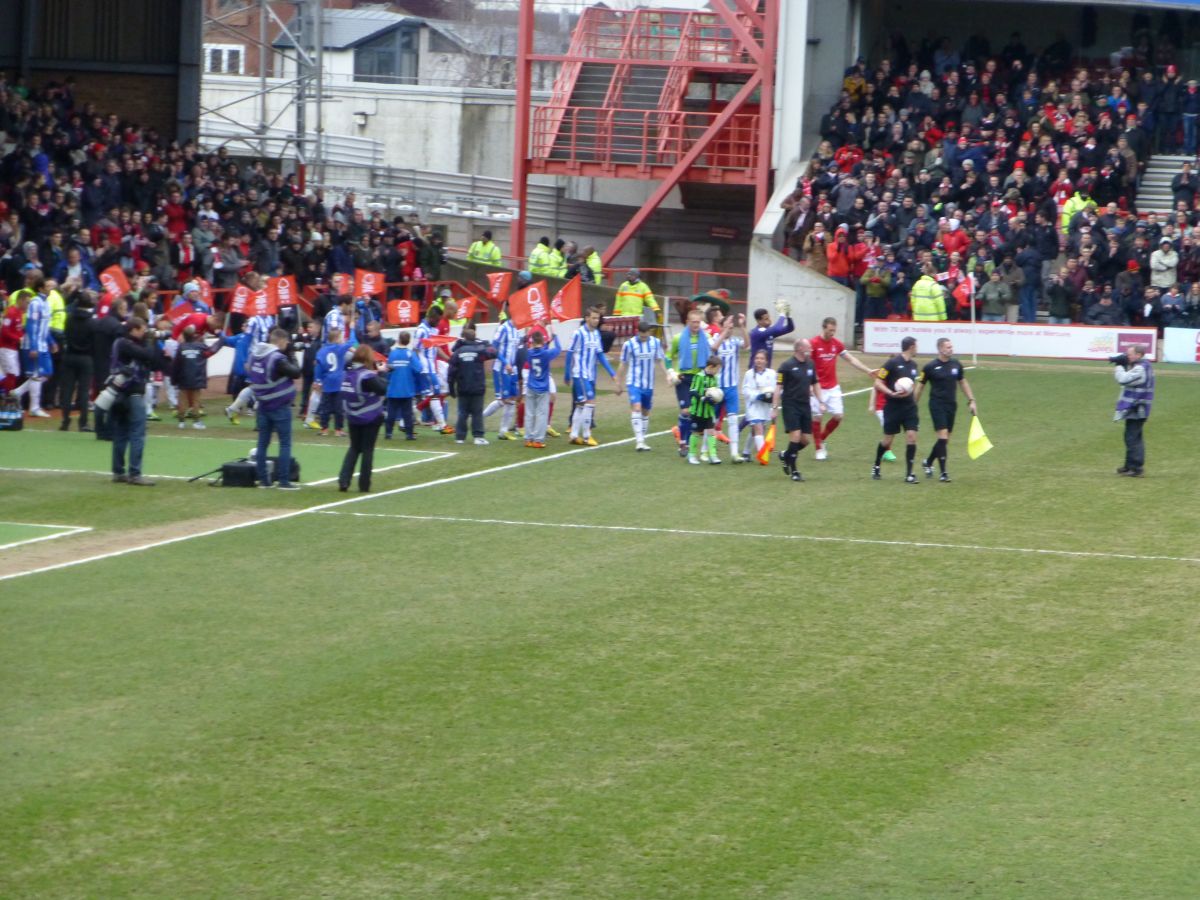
[878,354,918,405]
[919,356,964,404]
[777,356,818,405]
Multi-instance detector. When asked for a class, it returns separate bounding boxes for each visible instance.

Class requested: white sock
[145,382,157,407]
[28,379,42,410]
[165,378,178,407]
[571,405,587,438]
[642,414,650,440]
[726,414,739,455]
[305,391,320,422]
[754,433,765,452]
[582,404,593,438]
[631,411,642,441]
[431,397,446,426]
[500,403,514,433]
[12,378,30,398]
[232,385,254,413]
[588,405,596,429]
[483,399,502,418]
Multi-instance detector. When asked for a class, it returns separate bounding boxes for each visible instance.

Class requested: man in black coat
[447,326,496,444]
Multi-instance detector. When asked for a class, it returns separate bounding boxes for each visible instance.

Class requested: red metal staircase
[513,2,778,265]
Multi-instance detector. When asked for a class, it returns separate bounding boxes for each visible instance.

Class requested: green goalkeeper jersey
[689,372,719,418]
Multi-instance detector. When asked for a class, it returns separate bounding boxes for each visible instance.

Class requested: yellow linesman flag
[967,415,993,460]
[756,424,776,466]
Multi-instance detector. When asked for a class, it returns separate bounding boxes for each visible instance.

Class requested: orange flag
[268,274,298,308]
[249,289,276,316]
[354,269,384,296]
[506,280,550,329]
[420,334,458,348]
[228,284,251,314]
[99,265,130,299]
[195,276,214,308]
[166,301,195,324]
[756,424,776,466]
[387,299,420,326]
[486,271,512,303]
[455,294,478,319]
[550,275,582,321]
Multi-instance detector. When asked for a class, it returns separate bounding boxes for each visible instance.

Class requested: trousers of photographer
[1112,344,1154,478]
[99,316,161,485]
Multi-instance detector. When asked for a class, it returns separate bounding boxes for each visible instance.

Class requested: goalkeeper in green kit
[686,355,723,465]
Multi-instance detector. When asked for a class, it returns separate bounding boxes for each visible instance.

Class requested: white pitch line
[302,452,454,485]
[319,511,1200,566]
[0,430,671,583]
[0,524,92,552]
[0,467,192,480]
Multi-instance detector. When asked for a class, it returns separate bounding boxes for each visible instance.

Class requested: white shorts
[811,384,844,416]
[0,347,18,377]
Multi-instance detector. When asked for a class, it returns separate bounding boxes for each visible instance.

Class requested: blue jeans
[256,404,294,487]
[111,392,147,477]
[1019,283,1040,322]
[385,396,415,438]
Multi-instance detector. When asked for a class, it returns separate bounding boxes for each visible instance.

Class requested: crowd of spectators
[781,26,1200,329]
[0,71,452,313]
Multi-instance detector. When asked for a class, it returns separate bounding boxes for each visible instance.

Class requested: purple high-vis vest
[341,366,384,425]
[247,348,296,412]
[1116,359,1154,419]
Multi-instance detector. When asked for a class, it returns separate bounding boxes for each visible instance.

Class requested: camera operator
[91,296,128,441]
[107,316,162,485]
[248,327,302,490]
[1110,344,1154,478]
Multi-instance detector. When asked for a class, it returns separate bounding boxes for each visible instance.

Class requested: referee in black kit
[771,338,823,482]
[872,336,921,483]
[914,337,977,482]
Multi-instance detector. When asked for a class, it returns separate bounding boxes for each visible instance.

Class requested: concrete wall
[748,240,856,344]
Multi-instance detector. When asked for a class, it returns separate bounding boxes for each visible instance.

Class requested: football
[893,376,914,396]
[705,386,725,404]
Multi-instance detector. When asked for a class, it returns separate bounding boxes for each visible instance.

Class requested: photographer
[248,328,302,490]
[1111,345,1154,478]
[106,316,161,486]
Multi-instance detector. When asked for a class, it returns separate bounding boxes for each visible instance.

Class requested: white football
[705,386,725,404]
[893,376,914,396]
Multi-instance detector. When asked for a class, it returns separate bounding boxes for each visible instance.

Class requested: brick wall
[34,71,179,138]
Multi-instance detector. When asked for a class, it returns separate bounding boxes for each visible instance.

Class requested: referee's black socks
[905,443,916,475]
[924,438,947,472]
[875,442,886,466]
[786,440,803,461]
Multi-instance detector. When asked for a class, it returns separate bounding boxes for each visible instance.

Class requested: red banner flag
[486,271,512,302]
[455,294,478,320]
[420,334,458,348]
[166,301,196,324]
[228,284,251,314]
[387,299,420,326]
[506,280,550,329]
[99,265,130,299]
[268,275,298,308]
[550,275,583,322]
[354,268,384,297]
[250,289,276,316]
[330,272,352,296]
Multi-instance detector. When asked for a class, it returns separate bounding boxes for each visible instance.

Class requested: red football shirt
[171,311,211,340]
[810,334,845,389]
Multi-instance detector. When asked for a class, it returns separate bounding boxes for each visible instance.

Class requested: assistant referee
[913,337,977,482]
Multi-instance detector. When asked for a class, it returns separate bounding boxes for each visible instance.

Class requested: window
[354,28,418,84]
[204,43,245,75]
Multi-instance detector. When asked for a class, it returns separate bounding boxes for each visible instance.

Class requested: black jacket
[446,338,495,396]
[92,310,126,378]
[64,303,96,355]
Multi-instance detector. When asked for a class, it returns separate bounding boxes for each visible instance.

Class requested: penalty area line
[318,511,1200,566]
[0,523,93,552]
[0,431,671,583]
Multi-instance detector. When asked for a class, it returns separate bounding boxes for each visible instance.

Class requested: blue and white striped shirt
[247,314,276,345]
[620,335,664,390]
[568,324,612,380]
[414,321,440,378]
[22,295,52,352]
[322,307,345,342]
[716,336,744,390]
[492,320,519,369]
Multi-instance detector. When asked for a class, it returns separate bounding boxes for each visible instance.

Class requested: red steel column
[510,0,536,264]
[755,0,779,220]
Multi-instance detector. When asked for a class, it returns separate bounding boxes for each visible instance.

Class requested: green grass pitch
[3,359,1199,898]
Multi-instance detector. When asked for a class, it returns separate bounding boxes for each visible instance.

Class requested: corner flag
[967,415,993,460]
[756,424,776,465]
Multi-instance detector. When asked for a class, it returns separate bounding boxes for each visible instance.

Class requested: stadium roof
[273,9,425,51]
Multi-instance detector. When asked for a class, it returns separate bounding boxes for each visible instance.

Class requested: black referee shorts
[882,400,919,435]
[781,401,812,435]
[929,399,957,432]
